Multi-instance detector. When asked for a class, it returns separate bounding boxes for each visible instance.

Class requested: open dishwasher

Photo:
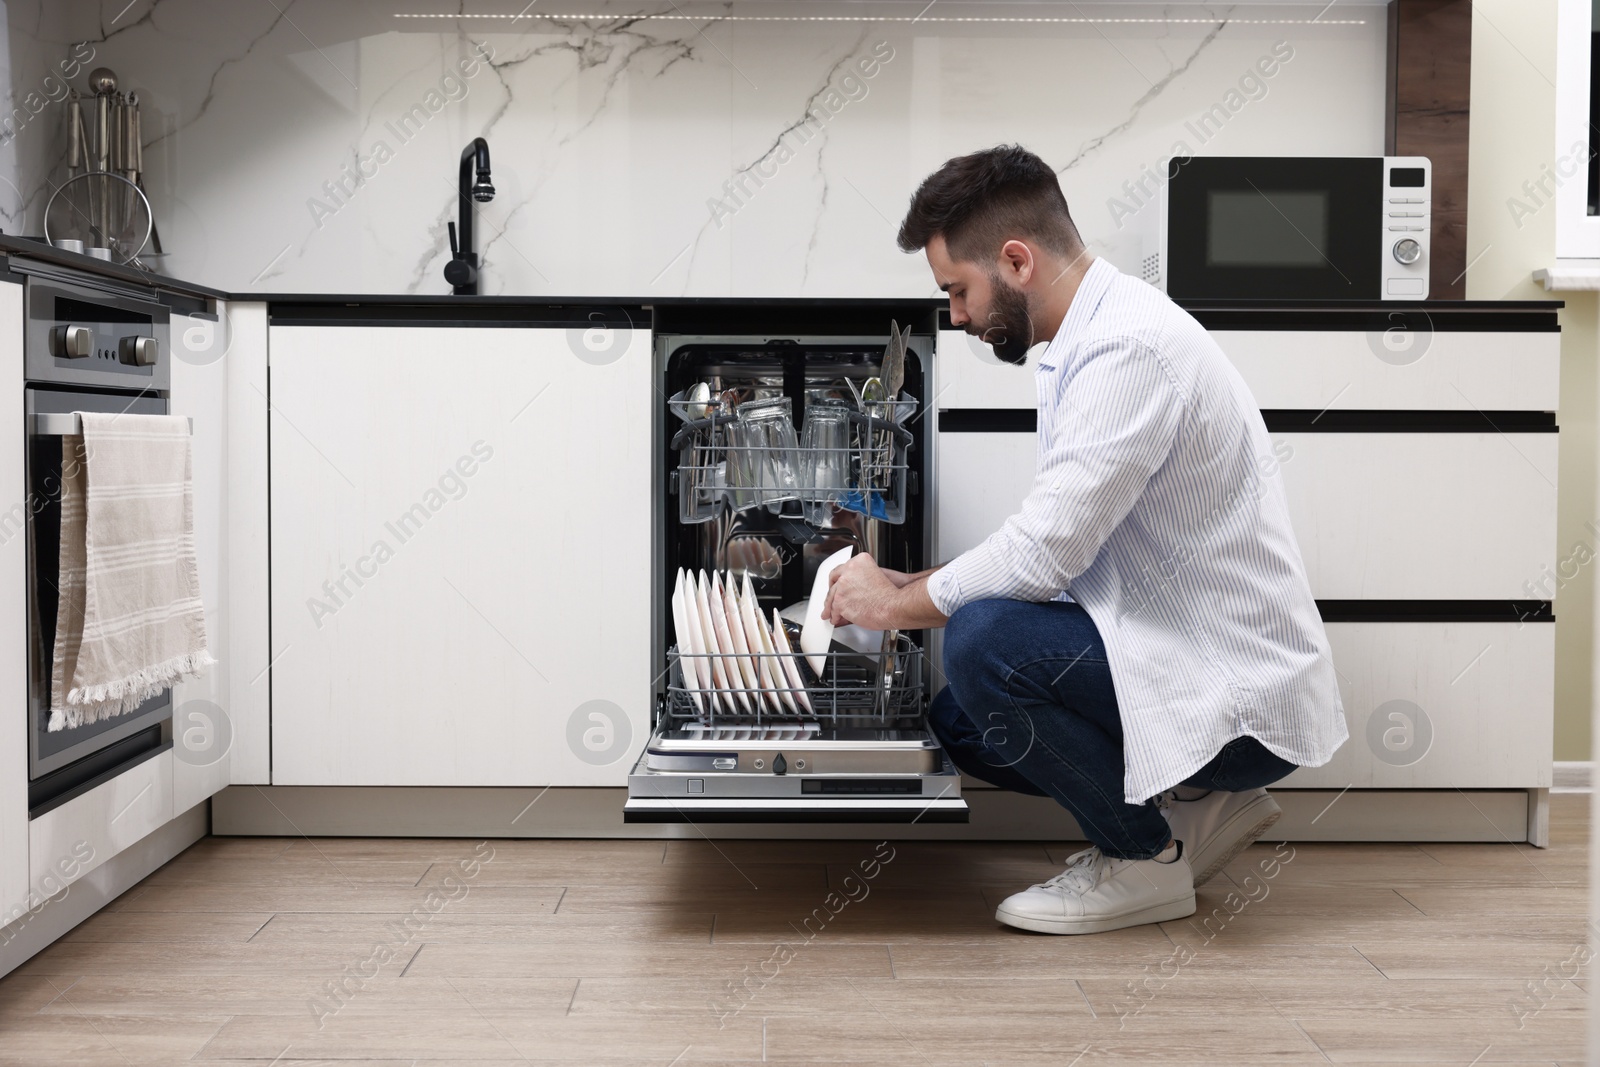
[624,306,969,823]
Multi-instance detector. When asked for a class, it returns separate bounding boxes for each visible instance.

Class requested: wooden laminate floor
[0,795,1590,1065]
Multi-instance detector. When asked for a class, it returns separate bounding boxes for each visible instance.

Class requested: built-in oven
[624,305,969,823]
[20,264,173,815]
[1154,156,1432,300]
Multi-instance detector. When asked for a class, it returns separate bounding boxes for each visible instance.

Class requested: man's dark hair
[897,144,1082,263]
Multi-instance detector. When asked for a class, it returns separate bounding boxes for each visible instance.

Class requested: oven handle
[28,413,192,436]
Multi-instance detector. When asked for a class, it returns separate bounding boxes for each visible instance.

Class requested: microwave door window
[1206,190,1330,267]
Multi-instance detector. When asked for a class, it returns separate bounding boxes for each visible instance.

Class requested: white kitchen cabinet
[1211,329,1560,412]
[933,430,1035,563]
[935,337,1559,599]
[167,302,235,812]
[929,427,1034,700]
[935,328,1036,409]
[931,424,1559,603]
[223,302,271,785]
[1284,621,1553,789]
[268,323,652,786]
[1277,431,1558,600]
[941,325,1563,416]
[931,307,1558,836]
[0,279,27,928]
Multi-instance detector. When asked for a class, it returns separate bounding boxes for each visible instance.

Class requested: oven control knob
[1392,238,1423,266]
[50,325,93,359]
[118,336,158,367]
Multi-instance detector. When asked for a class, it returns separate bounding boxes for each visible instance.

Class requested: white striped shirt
[927,258,1348,803]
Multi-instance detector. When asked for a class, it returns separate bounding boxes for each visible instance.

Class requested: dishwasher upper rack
[665,633,925,726]
[668,391,916,526]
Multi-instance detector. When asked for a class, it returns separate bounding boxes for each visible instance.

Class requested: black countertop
[0,233,1565,326]
[0,234,229,302]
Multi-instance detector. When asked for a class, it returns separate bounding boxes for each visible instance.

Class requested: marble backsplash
[0,0,1385,296]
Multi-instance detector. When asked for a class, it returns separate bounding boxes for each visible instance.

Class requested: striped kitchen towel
[48,412,213,731]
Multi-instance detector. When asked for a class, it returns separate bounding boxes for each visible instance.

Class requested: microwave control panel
[1382,156,1431,299]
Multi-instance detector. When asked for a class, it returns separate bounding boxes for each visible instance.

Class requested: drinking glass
[799,398,851,524]
[723,415,758,515]
[736,396,799,512]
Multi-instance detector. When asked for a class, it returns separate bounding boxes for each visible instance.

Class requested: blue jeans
[930,599,1298,860]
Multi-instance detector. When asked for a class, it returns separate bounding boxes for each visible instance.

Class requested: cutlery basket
[665,633,925,727]
[668,391,916,527]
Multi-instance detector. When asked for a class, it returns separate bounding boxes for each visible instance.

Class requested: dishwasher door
[623,762,968,823]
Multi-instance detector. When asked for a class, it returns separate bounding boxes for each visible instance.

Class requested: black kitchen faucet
[444,137,495,295]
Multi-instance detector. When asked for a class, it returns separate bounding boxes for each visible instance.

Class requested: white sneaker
[994,845,1196,935]
[1158,787,1282,887]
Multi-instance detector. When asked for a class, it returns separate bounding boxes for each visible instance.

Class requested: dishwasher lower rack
[664,633,925,726]
[624,636,969,823]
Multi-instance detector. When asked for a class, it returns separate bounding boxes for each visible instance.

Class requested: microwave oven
[1149,156,1431,301]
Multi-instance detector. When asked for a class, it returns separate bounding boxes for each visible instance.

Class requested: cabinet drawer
[934,430,1036,561]
[1282,621,1552,789]
[936,429,1557,601]
[1278,432,1557,600]
[935,330,1037,409]
[939,328,1560,413]
[30,749,173,891]
[1214,330,1559,412]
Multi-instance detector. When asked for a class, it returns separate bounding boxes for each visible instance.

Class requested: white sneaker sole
[995,891,1197,935]
[1190,793,1282,888]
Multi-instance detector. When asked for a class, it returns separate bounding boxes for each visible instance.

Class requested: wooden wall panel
[1387,0,1473,299]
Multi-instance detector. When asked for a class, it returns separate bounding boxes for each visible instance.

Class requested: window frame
[1555,0,1600,257]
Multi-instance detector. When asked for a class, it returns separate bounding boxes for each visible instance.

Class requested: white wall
[1466,0,1597,761]
[0,2,100,241]
[1,1,1386,296]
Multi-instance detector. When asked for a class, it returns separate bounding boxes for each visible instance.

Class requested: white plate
[781,600,882,657]
[719,572,765,708]
[681,570,722,714]
[738,572,786,713]
[707,571,752,714]
[748,588,799,715]
[771,608,814,714]
[670,569,705,715]
[695,570,735,709]
[800,546,854,677]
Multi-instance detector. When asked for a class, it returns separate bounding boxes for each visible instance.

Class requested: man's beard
[969,276,1034,366]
